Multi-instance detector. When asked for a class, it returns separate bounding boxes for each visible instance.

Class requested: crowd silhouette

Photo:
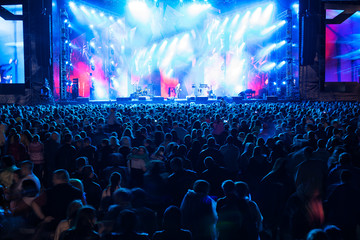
[0,101,359,240]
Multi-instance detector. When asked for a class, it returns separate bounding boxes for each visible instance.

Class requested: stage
[51,0,300,102]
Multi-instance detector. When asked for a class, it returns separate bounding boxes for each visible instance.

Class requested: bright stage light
[292,3,299,14]
[261,20,286,35]
[117,19,122,24]
[277,61,286,69]
[100,12,104,17]
[188,3,211,16]
[261,4,274,25]
[262,62,276,71]
[91,10,96,14]
[178,34,190,52]
[277,20,286,27]
[260,43,276,57]
[159,40,168,54]
[68,24,72,28]
[235,85,243,93]
[238,42,245,52]
[250,7,262,25]
[273,82,277,85]
[234,11,250,40]
[231,14,240,27]
[282,81,286,85]
[69,2,76,8]
[96,87,105,98]
[64,19,68,23]
[276,40,286,49]
[128,1,150,23]
[150,43,157,53]
[80,6,86,11]
[90,42,95,47]
[169,38,179,50]
[90,24,94,29]
[109,16,114,21]
[167,69,173,77]
[261,25,276,35]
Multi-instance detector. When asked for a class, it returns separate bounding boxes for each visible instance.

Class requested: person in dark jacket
[153,205,192,240]
[55,133,77,172]
[82,165,102,210]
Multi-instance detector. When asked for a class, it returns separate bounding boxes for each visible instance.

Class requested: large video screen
[325,8,360,82]
[0,5,25,84]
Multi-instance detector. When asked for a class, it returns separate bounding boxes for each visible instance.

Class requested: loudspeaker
[266,96,278,101]
[116,97,131,102]
[232,97,243,103]
[76,97,89,103]
[196,97,208,103]
[152,96,164,101]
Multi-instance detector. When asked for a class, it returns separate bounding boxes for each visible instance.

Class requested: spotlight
[261,62,276,71]
[65,40,69,44]
[261,44,276,56]
[117,19,122,24]
[90,42,95,47]
[188,3,211,16]
[261,25,276,35]
[277,20,286,27]
[276,61,286,69]
[276,40,286,49]
[69,43,72,46]
[80,6,86,11]
[273,82,277,85]
[109,16,114,21]
[69,2,75,8]
[292,3,299,14]
[250,7,262,25]
[128,1,151,23]
[282,81,286,85]
[261,4,274,25]
[64,19,68,23]
[91,10,96,14]
[100,12,104,17]
[68,24,72,28]
[90,24,94,29]
[231,14,240,26]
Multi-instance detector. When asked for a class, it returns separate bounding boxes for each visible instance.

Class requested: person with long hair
[100,172,122,213]
[61,206,100,240]
[54,200,83,240]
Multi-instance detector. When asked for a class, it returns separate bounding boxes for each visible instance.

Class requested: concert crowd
[0,101,359,240]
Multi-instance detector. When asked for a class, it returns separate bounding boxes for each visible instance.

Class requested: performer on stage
[175,83,181,98]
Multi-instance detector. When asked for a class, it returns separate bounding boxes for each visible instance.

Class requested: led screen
[325,9,360,82]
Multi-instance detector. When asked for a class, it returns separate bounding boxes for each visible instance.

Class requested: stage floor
[57,96,297,105]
